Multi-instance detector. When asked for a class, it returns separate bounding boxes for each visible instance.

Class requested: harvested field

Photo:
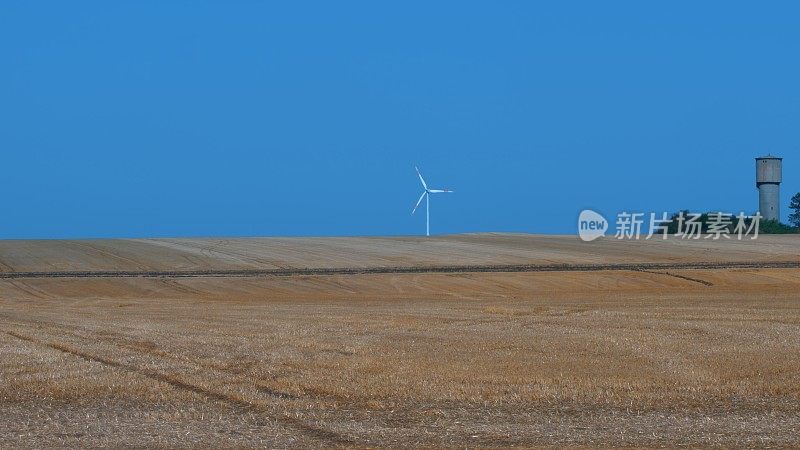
[1,234,800,447]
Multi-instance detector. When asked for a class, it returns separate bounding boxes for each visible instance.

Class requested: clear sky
[2,2,798,238]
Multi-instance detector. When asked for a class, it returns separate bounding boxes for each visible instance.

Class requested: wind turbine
[411,166,453,236]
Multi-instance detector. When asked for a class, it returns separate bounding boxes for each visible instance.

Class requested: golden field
[1,234,799,447]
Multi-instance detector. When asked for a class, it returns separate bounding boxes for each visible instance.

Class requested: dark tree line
[656,193,800,235]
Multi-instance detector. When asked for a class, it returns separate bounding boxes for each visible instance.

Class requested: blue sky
[2,2,798,238]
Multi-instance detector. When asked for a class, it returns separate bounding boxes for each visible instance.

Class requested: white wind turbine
[411,166,453,236]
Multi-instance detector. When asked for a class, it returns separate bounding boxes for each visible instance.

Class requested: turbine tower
[411,166,453,236]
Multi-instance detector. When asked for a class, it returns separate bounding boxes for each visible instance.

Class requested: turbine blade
[427,189,453,193]
[411,191,426,215]
[415,166,428,190]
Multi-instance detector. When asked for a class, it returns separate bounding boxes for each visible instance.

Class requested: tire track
[2,329,355,447]
[1,260,798,279]
[3,279,50,299]
[634,269,714,286]
[2,316,344,403]
[142,238,297,271]
[66,241,151,271]
[155,278,206,296]
[1,314,375,415]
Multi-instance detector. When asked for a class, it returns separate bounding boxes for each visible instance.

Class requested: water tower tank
[755,155,782,221]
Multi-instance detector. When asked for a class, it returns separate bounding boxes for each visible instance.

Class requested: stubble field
[1,234,799,447]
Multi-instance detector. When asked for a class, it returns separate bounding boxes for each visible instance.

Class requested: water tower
[755,155,782,221]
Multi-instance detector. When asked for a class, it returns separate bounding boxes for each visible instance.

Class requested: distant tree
[661,210,798,235]
[760,219,798,234]
[789,193,800,228]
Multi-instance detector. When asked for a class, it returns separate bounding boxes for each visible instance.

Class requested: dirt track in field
[1,234,800,447]
[1,261,800,280]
